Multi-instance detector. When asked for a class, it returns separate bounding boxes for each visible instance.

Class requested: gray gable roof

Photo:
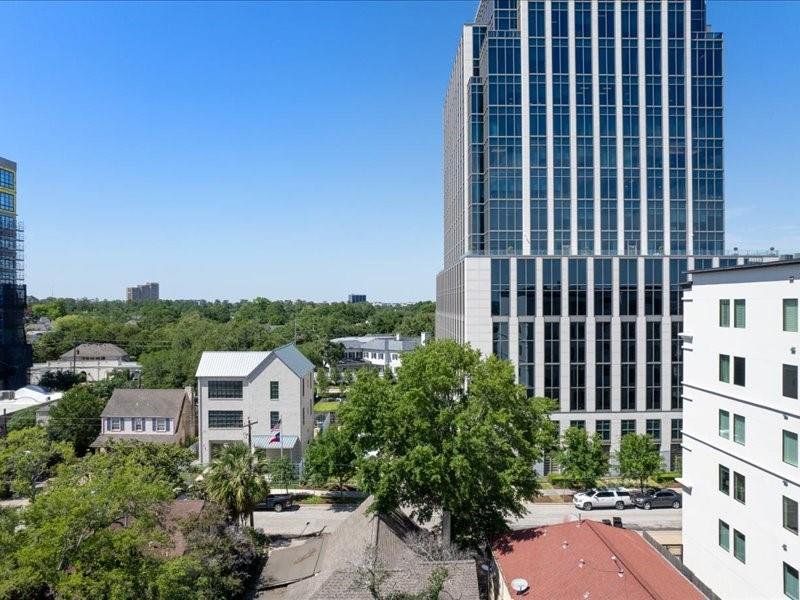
[271,344,315,378]
[100,389,188,419]
[60,343,129,361]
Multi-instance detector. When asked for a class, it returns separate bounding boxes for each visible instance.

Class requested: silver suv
[572,488,633,511]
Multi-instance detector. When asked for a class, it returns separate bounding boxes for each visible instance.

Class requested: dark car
[255,493,294,512]
[629,487,659,501]
[633,488,682,510]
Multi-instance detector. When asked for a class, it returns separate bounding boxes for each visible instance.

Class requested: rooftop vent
[510,578,530,594]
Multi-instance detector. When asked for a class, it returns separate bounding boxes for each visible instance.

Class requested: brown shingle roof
[492,521,705,600]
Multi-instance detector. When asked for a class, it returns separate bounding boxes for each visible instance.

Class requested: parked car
[633,488,682,510]
[573,488,633,511]
[629,486,659,500]
[255,493,294,512]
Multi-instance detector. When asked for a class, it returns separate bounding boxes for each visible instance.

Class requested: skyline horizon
[3,1,799,301]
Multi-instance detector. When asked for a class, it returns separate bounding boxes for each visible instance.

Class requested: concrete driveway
[512,501,681,531]
[252,502,362,537]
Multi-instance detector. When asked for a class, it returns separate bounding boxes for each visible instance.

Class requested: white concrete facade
[682,260,800,600]
[196,345,315,464]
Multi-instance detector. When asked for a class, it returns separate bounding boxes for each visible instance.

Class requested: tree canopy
[616,433,664,491]
[46,384,109,456]
[29,297,435,388]
[337,340,557,547]
[556,427,609,489]
[0,427,74,499]
[201,443,269,527]
[304,426,358,491]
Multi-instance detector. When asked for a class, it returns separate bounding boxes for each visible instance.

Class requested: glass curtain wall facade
[0,157,32,389]
[436,0,728,463]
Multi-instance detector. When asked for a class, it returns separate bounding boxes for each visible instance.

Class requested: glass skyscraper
[436,0,728,466]
[0,157,32,390]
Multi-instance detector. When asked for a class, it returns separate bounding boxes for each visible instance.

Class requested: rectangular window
[621,321,637,410]
[719,409,730,439]
[569,321,586,411]
[109,417,123,432]
[671,418,682,441]
[594,259,613,316]
[646,419,661,442]
[646,321,661,410]
[595,321,611,410]
[784,364,799,400]
[491,259,510,316]
[734,299,746,328]
[518,322,535,395]
[619,259,638,316]
[568,259,587,316]
[270,381,280,399]
[784,496,799,535]
[733,414,745,445]
[270,411,281,429]
[544,321,560,400]
[733,529,746,563]
[596,420,611,442]
[784,430,799,467]
[734,472,746,504]
[719,299,730,327]
[719,464,730,494]
[543,258,562,316]
[718,519,730,551]
[208,380,243,399]
[570,420,586,430]
[719,354,730,383]
[517,259,536,316]
[785,563,799,600]
[153,418,169,432]
[133,417,145,432]
[621,420,636,437]
[733,356,746,387]
[208,411,244,428]
[493,321,509,360]
[785,299,799,332]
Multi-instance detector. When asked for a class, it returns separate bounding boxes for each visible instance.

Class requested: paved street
[253,500,681,539]
[512,502,681,531]
[253,503,360,537]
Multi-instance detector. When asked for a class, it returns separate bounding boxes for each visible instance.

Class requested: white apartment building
[196,344,315,464]
[681,259,800,600]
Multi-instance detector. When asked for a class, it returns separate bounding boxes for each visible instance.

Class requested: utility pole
[245,418,258,450]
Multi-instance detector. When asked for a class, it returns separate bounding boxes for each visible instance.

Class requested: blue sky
[2,1,798,302]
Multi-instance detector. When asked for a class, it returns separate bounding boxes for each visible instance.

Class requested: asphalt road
[253,500,681,538]
[512,501,682,531]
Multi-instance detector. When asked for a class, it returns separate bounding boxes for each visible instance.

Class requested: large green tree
[616,433,664,491]
[201,443,269,527]
[0,427,74,499]
[556,427,609,489]
[304,426,358,492]
[339,340,557,547]
[46,385,108,456]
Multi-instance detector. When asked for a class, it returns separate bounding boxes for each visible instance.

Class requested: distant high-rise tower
[0,157,32,389]
[436,0,729,465]
[126,282,159,302]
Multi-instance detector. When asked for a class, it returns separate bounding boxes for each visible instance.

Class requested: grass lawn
[313,401,340,413]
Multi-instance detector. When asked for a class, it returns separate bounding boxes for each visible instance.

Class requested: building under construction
[0,157,32,389]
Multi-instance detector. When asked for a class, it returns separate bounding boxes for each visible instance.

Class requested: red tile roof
[492,521,704,600]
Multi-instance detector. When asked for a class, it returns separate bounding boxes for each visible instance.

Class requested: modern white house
[681,258,800,600]
[330,333,427,374]
[195,344,315,465]
[0,385,63,436]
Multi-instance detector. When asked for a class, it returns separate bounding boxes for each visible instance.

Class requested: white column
[638,0,648,256]
[615,0,625,255]
[462,27,473,256]
[509,258,520,371]
[534,256,545,396]
[661,0,671,256]
[545,1,555,255]
[591,2,602,255]
[568,0,578,256]
[520,1,531,255]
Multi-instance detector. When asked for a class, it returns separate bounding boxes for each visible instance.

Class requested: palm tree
[202,443,269,527]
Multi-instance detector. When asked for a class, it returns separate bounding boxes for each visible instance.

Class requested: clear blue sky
[2,1,798,302]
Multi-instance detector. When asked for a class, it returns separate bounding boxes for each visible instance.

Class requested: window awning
[252,434,299,450]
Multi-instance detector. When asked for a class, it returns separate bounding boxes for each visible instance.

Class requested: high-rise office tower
[0,157,32,389]
[436,0,727,466]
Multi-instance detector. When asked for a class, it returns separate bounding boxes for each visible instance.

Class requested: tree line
[28,297,434,388]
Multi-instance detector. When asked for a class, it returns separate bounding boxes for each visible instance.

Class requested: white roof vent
[510,578,529,594]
